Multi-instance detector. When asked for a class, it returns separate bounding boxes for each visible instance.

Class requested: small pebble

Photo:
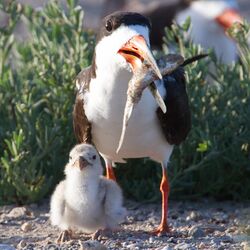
[198,242,206,249]
[21,222,32,232]
[17,240,27,249]
[234,218,241,225]
[213,212,229,223]
[245,225,250,234]
[80,240,107,250]
[221,235,233,243]
[217,246,225,250]
[160,246,173,250]
[174,242,194,250]
[241,241,250,250]
[186,211,201,222]
[167,237,177,243]
[121,242,128,247]
[126,243,140,249]
[188,225,205,238]
[149,237,154,244]
[6,207,29,218]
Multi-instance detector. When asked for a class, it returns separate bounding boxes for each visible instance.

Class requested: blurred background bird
[50,144,126,243]
[176,0,243,63]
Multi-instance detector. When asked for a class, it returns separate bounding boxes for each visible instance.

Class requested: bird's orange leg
[153,167,170,236]
[105,160,116,181]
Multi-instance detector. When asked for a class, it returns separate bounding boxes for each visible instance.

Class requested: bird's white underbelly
[84,70,173,163]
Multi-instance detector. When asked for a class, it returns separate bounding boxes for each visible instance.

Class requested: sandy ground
[0,199,250,249]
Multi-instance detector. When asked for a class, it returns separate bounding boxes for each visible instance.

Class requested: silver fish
[116,54,184,154]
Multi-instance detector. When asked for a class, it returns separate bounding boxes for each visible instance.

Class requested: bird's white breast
[84,67,172,163]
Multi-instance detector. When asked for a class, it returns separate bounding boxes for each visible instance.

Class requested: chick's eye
[92,155,96,160]
[105,20,113,32]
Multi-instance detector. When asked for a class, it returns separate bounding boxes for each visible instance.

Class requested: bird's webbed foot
[56,229,73,244]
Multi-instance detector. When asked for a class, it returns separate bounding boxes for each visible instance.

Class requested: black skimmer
[73,11,197,235]
[176,0,243,63]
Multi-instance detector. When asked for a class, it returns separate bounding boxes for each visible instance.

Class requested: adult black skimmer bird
[176,0,243,63]
[73,11,193,235]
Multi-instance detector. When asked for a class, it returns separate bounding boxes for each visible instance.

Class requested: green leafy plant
[0,0,94,204]
[168,21,250,200]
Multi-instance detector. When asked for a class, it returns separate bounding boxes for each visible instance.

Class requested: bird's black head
[97,11,151,43]
[93,11,161,79]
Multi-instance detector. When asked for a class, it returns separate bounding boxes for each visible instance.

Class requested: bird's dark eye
[69,156,72,160]
[105,20,113,32]
[92,155,96,160]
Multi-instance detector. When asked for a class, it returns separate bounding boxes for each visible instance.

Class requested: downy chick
[50,144,127,243]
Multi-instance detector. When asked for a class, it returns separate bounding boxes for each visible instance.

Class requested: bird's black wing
[157,66,191,145]
[73,67,93,144]
[156,54,207,145]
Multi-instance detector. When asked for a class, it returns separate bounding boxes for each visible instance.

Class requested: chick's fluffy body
[50,144,126,233]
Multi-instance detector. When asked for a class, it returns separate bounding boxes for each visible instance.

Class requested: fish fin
[149,82,167,113]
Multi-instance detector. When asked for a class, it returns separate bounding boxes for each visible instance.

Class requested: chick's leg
[105,158,116,181]
[153,165,170,236]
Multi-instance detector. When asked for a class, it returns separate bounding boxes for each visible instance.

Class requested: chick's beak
[118,35,162,79]
[79,156,90,170]
[215,8,242,30]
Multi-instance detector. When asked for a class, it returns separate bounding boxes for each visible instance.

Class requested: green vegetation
[0,1,249,204]
[0,0,93,204]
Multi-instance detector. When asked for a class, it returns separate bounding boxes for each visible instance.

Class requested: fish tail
[182,54,208,67]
